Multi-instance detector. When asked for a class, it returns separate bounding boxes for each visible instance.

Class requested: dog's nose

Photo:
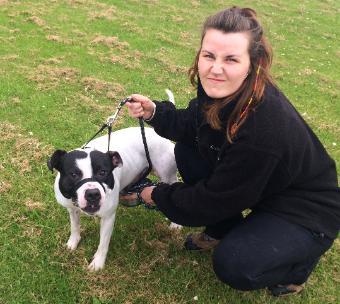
[85,188,101,202]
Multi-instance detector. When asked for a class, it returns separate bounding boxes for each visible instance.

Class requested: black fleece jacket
[148,83,340,239]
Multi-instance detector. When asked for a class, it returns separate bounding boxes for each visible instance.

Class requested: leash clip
[82,96,132,149]
[106,96,132,127]
[106,111,118,127]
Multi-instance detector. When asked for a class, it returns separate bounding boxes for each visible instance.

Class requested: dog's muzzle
[71,178,106,210]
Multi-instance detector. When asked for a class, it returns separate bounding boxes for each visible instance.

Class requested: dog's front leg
[88,213,116,271]
[66,207,81,250]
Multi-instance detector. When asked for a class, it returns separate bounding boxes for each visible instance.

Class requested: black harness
[74,178,106,193]
[65,178,106,204]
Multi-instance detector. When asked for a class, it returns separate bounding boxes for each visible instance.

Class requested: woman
[125,7,340,296]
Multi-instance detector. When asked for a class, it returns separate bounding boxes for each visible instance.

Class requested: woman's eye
[203,54,214,59]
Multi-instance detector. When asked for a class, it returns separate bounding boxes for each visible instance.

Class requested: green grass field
[0,0,339,303]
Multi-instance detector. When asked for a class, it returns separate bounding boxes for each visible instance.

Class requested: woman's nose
[211,61,224,74]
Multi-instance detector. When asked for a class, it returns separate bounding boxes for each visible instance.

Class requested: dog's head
[48,149,122,215]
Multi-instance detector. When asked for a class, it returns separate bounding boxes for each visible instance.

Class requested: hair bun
[240,7,257,18]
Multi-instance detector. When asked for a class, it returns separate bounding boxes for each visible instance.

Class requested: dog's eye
[98,170,107,177]
[70,172,79,179]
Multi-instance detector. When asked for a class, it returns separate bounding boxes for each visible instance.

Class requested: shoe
[269,283,305,297]
[184,232,220,251]
[119,192,140,207]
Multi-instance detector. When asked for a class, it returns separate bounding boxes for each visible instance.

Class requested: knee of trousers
[212,246,259,291]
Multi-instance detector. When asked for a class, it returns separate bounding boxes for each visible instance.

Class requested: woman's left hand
[140,186,156,207]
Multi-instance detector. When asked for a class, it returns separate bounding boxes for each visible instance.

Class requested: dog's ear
[108,151,123,168]
[47,150,67,172]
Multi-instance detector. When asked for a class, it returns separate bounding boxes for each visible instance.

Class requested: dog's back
[86,127,177,189]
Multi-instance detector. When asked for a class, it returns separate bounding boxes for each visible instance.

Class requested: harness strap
[81,124,107,149]
[74,178,106,193]
[107,124,112,152]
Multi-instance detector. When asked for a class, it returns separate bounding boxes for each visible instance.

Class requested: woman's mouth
[207,78,225,83]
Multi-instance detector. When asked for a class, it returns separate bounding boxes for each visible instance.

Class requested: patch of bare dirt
[0,181,12,194]
[81,76,125,97]
[0,96,21,108]
[28,65,79,90]
[24,199,45,211]
[120,21,144,35]
[0,122,53,174]
[66,0,86,5]
[27,16,46,27]
[46,35,71,44]
[43,57,64,65]
[301,68,314,76]
[190,0,200,7]
[97,50,142,69]
[88,6,117,21]
[0,54,18,61]
[91,35,129,50]
[22,224,42,238]
[11,96,21,104]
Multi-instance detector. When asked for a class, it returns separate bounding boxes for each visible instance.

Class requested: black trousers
[174,142,334,290]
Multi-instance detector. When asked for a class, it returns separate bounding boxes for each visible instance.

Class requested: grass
[0,0,339,303]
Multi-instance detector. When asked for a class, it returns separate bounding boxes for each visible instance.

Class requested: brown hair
[188,6,274,142]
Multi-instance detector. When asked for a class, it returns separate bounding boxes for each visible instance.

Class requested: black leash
[138,116,153,179]
[82,97,153,182]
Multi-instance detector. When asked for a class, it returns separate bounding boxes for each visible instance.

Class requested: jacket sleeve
[151,143,281,226]
[146,99,198,145]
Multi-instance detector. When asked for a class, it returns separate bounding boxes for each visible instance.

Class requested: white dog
[48,127,179,271]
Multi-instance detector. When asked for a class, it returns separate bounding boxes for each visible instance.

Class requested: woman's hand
[126,94,156,120]
[140,186,156,207]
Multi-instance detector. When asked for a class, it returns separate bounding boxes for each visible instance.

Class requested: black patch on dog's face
[89,150,115,190]
[57,150,88,199]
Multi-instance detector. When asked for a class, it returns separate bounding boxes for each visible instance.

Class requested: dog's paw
[66,234,81,250]
[88,255,105,271]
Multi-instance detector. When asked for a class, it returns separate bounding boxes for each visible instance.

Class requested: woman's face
[198,29,251,99]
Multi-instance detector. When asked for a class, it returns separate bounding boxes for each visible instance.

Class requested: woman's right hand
[125,94,156,120]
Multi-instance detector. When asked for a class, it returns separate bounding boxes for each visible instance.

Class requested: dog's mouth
[73,187,103,215]
[82,201,100,215]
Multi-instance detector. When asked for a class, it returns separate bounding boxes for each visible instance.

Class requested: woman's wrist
[144,102,156,121]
